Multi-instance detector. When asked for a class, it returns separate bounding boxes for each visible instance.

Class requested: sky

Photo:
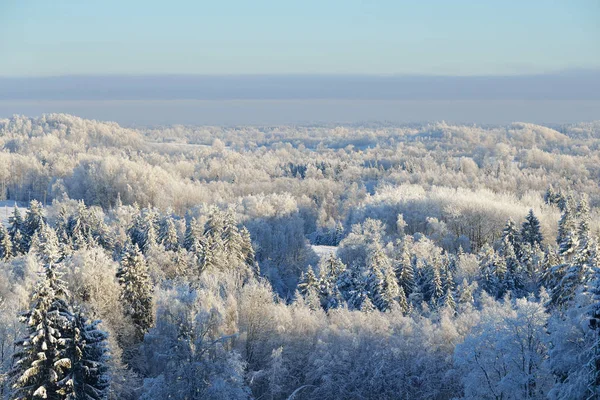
[1,0,599,76]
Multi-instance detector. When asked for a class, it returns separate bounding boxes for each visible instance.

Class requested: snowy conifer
[117,243,154,342]
[8,206,25,255]
[11,252,72,399]
[520,209,543,248]
[23,200,46,252]
[0,223,13,261]
[62,312,110,400]
[158,216,179,252]
[395,239,415,296]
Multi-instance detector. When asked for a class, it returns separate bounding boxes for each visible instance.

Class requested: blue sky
[1,0,598,76]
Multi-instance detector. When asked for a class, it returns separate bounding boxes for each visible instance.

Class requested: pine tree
[318,254,346,310]
[239,227,260,278]
[360,296,376,313]
[442,287,456,312]
[366,244,398,311]
[68,201,92,250]
[116,243,154,342]
[23,200,46,252]
[0,223,13,261]
[8,206,25,255]
[587,263,600,397]
[395,239,415,296]
[502,218,521,258]
[62,312,110,400]
[159,216,179,252]
[31,223,62,267]
[520,209,543,247]
[431,266,444,306]
[183,217,201,254]
[502,237,524,297]
[557,201,577,254]
[55,205,72,251]
[11,242,72,400]
[397,286,410,314]
[297,266,319,297]
[222,210,243,261]
[297,266,321,310]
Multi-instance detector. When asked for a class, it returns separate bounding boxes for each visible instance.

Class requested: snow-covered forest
[1,113,600,399]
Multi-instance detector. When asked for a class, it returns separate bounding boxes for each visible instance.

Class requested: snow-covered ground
[311,245,337,258]
[0,201,27,225]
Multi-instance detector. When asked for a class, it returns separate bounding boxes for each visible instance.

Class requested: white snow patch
[0,201,27,226]
[311,245,338,258]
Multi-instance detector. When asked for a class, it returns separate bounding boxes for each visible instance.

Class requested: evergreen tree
[359,296,376,313]
[183,217,201,254]
[239,227,260,278]
[520,209,543,247]
[11,242,72,399]
[62,312,110,400]
[366,244,398,312]
[588,262,600,398]
[297,266,321,310]
[55,205,72,253]
[318,254,346,310]
[158,216,179,252]
[430,266,444,306]
[397,286,410,314]
[395,239,415,296]
[31,222,62,267]
[222,210,243,261]
[68,201,92,250]
[502,218,521,255]
[8,206,25,255]
[23,200,46,252]
[116,243,154,342]
[557,201,577,254]
[0,223,13,261]
[502,237,524,297]
[297,266,319,298]
[442,287,456,312]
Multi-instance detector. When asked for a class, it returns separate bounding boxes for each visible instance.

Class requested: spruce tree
[68,201,92,250]
[183,217,201,254]
[397,286,410,314]
[366,244,398,311]
[239,227,260,278]
[0,223,13,261]
[62,312,110,400]
[318,254,346,310]
[23,200,46,252]
[442,287,456,312]
[8,206,25,255]
[587,262,600,398]
[502,218,521,258]
[116,243,154,342]
[396,239,415,296]
[11,233,72,400]
[520,209,543,247]
[159,216,179,252]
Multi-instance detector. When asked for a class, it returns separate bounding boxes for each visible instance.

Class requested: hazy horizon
[1,72,598,126]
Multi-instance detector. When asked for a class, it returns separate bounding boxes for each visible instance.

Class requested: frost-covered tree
[365,244,398,312]
[502,217,521,257]
[0,223,13,261]
[158,215,179,252]
[10,248,72,399]
[395,238,416,296]
[521,209,543,248]
[62,311,110,400]
[116,243,154,342]
[455,295,552,399]
[8,206,25,255]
